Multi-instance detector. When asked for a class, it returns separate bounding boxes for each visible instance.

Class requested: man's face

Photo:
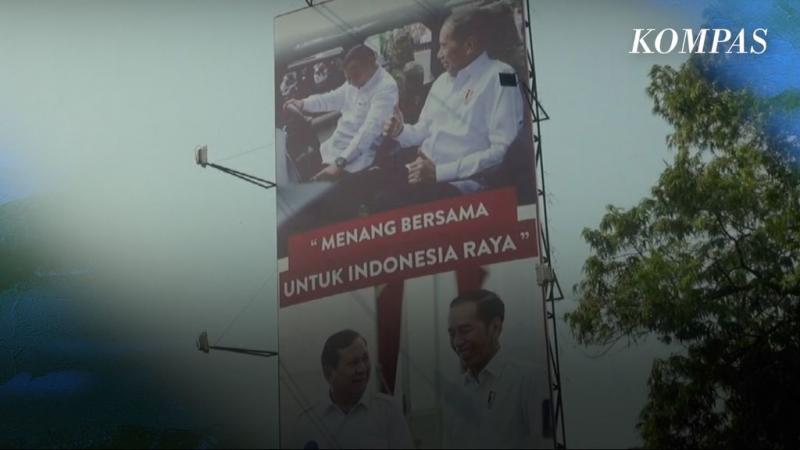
[327,337,371,400]
[448,302,501,372]
[344,60,372,88]
[437,22,474,76]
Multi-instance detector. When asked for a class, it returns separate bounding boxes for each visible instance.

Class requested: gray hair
[444,7,488,48]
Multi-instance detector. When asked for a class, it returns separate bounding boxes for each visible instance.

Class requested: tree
[566,59,800,449]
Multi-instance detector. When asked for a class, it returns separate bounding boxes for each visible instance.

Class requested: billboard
[275,0,550,447]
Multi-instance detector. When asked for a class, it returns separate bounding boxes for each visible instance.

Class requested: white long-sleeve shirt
[303,66,399,173]
[291,391,414,449]
[442,351,549,449]
[397,52,524,192]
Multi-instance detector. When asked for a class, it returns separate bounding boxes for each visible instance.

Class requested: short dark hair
[445,7,488,48]
[450,289,505,326]
[321,329,365,378]
[344,44,376,66]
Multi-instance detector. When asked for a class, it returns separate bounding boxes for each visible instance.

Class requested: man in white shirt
[381,7,525,207]
[443,290,549,449]
[284,45,399,182]
[291,329,414,449]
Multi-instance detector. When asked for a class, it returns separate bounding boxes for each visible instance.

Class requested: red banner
[280,189,538,306]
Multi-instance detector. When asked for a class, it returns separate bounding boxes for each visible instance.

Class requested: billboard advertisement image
[275,1,551,448]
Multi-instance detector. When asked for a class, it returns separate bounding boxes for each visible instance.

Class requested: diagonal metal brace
[196,330,278,358]
[195,145,276,191]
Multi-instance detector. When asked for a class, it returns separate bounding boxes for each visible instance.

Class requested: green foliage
[567,60,800,448]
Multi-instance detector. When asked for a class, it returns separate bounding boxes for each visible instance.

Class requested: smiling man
[381,6,525,207]
[444,290,548,449]
[292,329,413,449]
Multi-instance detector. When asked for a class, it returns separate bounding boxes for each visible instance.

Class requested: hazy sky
[0,0,710,447]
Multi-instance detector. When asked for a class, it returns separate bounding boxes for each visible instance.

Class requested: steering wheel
[283,102,321,181]
[284,102,313,128]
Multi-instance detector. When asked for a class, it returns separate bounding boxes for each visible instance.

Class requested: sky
[0,0,726,448]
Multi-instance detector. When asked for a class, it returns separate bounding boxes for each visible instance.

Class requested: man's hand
[283,98,305,113]
[311,164,343,182]
[407,151,436,184]
[383,104,404,138]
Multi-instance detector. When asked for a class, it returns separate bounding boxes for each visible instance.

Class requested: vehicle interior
[275,0,536,255]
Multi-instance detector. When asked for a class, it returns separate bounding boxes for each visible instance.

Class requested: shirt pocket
[353,98,370,119]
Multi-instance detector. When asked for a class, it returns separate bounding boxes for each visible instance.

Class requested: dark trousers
[278,148,462,256]
[366,147,461,212]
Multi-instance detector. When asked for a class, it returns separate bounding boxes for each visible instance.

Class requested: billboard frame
[274,0,568,447]
[521,0,568,447]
